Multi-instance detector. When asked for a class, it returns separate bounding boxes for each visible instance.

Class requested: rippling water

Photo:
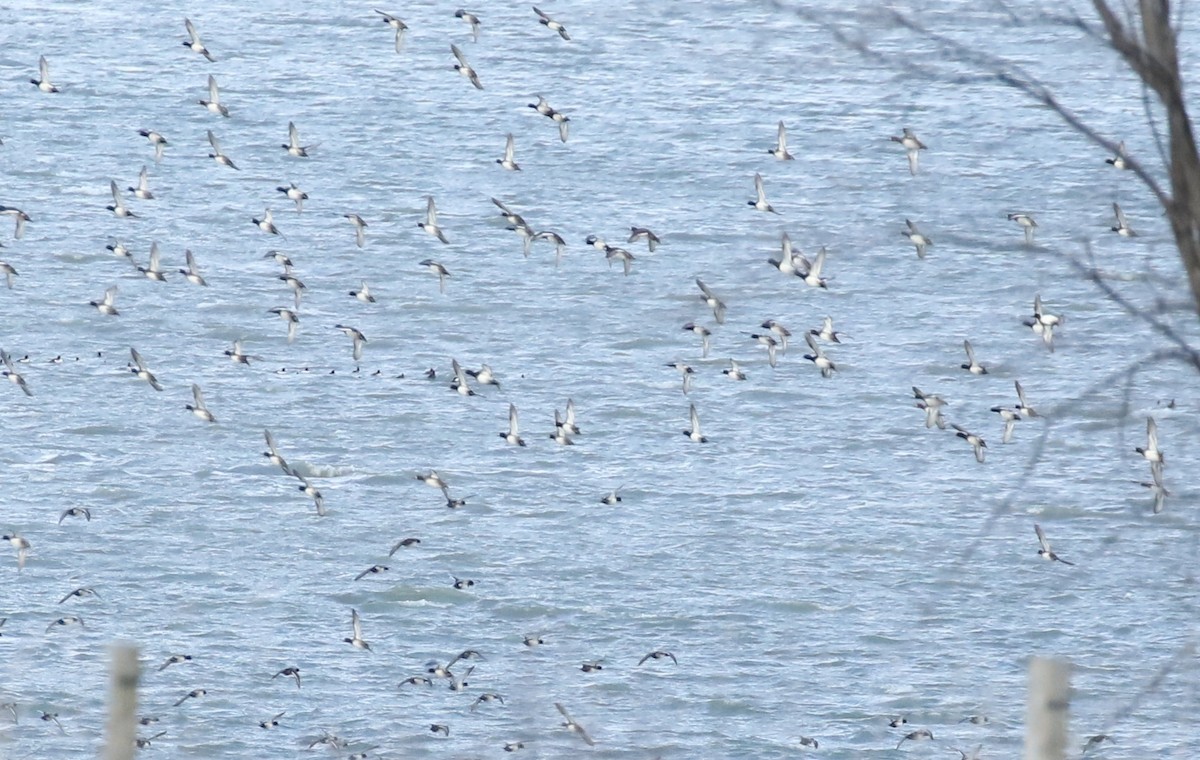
[1,1,1198,758]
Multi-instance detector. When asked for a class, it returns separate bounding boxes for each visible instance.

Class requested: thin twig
[1102,638,1198,733]
[962,345,1188,562]
[1069,242,1200,370]
[773,2,1173,210]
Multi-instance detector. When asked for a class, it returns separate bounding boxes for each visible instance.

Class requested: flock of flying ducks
[2,8,719,759]
[0,5,1180,759]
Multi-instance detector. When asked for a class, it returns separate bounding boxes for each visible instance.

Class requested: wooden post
[103,644,139,760]
[1026,657,1070,760]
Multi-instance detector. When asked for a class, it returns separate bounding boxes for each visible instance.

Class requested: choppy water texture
[1,1,1198,758]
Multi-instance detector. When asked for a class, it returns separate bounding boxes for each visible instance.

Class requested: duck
[253,208,281,236]
[0,207,31,240]
[534,230,567,266]
[666,362,695,394]
[173,689,206,707]
[682,322,712,357]
[374,10,408,53]
[157,654,193,671]
[344,609,371,651]
[501,403,526,446]
[912,387,948,430]
[902,219,931,258]
[802,333,836,377]
[277,183,308,212]
[555,703,595,746]
[136,242,166,281]
[262,430,293,475]
[138,129,168,162]
[129,348,163,391]
[31,56,59,92]
[128,166,153,200]
[418,196,449,243]
[206,130,238,169]
[749,333,779,368]
[183,19,216,61]
[272,667,301,688]
[527,96,570,141]
[684,404,707,443]
[1014,380,1039,418]
[107,180,137,218]
[951,424,987,463]
[497,133,521,170]
[749,173,779,213]
[1008,212,1037,243]
[186,384,215,422]
[961,340,986,374]
[558,399,581,434]
[494,197,525,226]
[2,533,31,570]
[802,247,829,289]
[268,307,299,343]
[471,693,504,710]
[416,470,449,490]
[199,74,229,117]
[628,226,661,251]
[508,221,536,256]
[810,316,841,343]
[354,564,389,581]
[344,213,368,247]
[768,232,802,275]
[179,250,207,286]
[638,650,678,665]
[344,282,375,306]
[1111,202,1136,236]
[466,364,500,388]
[761,319,792,352]
[696,279,727,324]
[40,712,65,733]
[450,359,475,396]
[533,6,570,39]
[1135,417,1163,464]
[605,247,635,275]
[769,121,794,160]
[990,405,1020,444]
[450,44,482,89]
[890,128,926,174]
[896,728,934,749]
[335,325,367,362]
[0,351,32,397]
[58,586,99,603]
[282,121,315,157]
[388,537,421,555]
[1035,523,1074,565]
[1106,141,1129,169]
[455,9,481,40]
[296,476,325,516]
[550,412,575,445]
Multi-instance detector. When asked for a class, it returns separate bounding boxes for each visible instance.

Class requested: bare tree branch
[965,345,1190,561]
[1071,243,1200,371]
[777,0,1200,314]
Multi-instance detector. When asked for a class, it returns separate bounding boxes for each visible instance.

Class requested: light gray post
[103,644,139,760]
[1026,656,1070,760]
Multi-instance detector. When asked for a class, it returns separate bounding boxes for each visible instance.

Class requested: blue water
[0,2,1197,758]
